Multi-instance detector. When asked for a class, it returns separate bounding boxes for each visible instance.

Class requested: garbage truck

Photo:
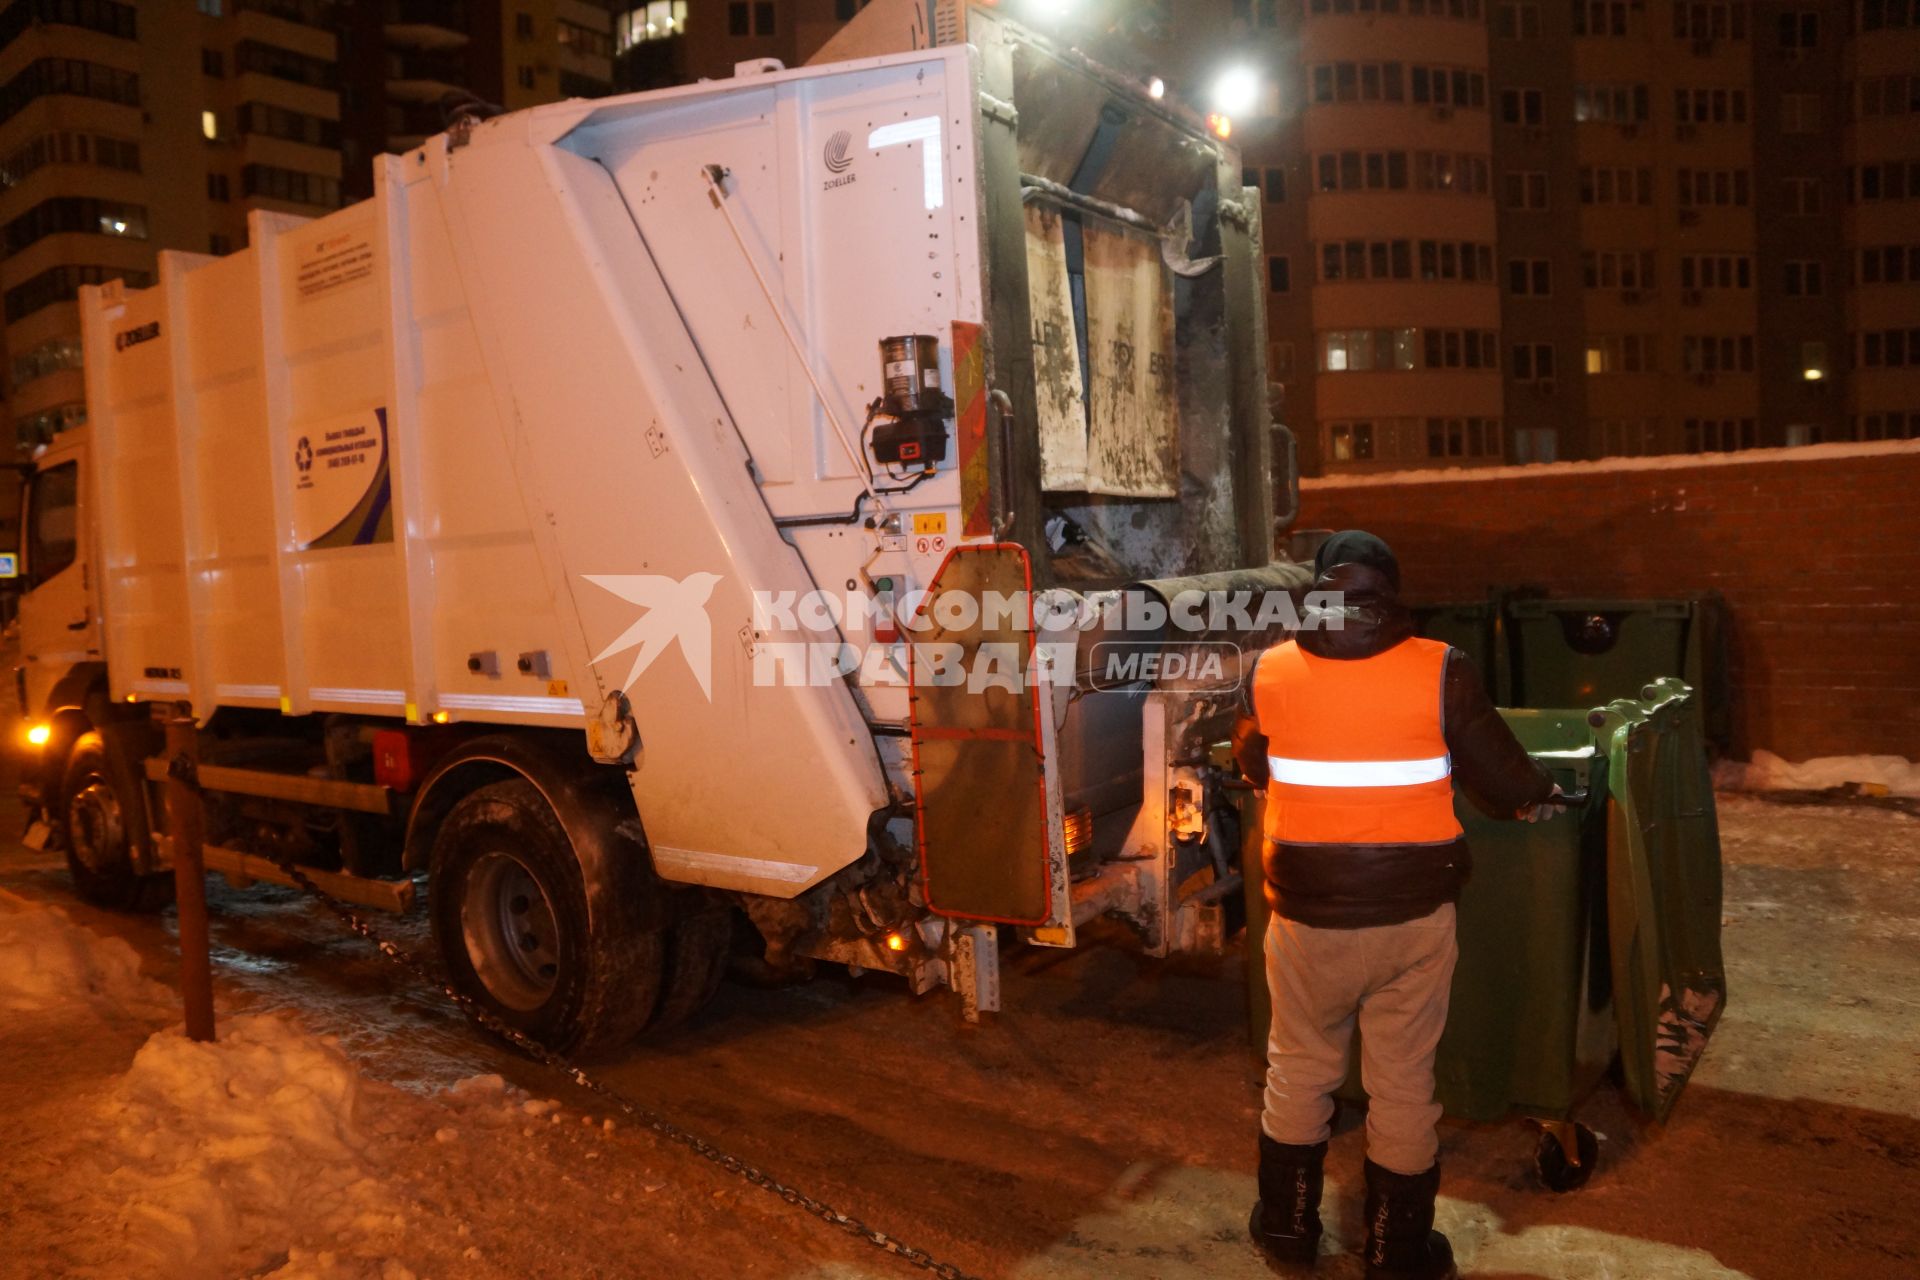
[8,1,1308,1053]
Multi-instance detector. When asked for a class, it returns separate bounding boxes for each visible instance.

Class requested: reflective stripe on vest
[1251,635,1463,846]
[1266,754,1452,788]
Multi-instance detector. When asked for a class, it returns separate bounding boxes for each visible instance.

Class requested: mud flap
[1599,678,1727,1120]
[908,543,1057,925]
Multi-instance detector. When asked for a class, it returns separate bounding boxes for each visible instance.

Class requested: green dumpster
[1504,596,1731,752]
[1409,595,1509,705]
[1241,679,1726,1190]
[1597,677,1727,1122]
[1429,708,1613,1125]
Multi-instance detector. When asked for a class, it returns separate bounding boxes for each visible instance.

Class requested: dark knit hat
[1313,529,1401,593]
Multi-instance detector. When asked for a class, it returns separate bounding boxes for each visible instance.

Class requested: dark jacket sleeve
[1231,652,1270,785]
[1232,713,1269,786]
[1443,649,1554,816]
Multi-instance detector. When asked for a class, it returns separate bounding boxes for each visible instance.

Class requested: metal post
[164,715,214,1043]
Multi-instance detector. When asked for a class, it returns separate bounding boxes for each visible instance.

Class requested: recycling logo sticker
[290,408,393,549]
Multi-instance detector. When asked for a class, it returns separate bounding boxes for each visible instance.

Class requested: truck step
[155,835,415,913]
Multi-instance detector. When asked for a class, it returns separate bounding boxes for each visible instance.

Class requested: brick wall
[1294,442,1920,760]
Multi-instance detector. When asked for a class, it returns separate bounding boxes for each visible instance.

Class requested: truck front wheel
[61,731,172,913]
[430,778,664,1057]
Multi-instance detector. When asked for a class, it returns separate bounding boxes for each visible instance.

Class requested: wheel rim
[459,850,562,1012]
[67,779,127,876]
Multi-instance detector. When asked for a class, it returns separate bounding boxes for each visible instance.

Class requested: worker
[1235,531,1559,1278]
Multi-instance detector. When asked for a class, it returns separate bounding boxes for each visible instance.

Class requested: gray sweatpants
[1261,903,1458,1176]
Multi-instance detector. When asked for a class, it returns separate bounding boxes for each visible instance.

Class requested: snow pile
[253,1249,419,1280]
[1715,751,1920,798]
[98,1012,407,1277]
[0,894,170,1016]
[446,1071,510,1104]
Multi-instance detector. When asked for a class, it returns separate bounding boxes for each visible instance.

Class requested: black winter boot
[1362,1159,1457,1279]
[1248,1134,1326,1269]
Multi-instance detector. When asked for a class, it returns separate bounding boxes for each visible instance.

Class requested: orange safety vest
[1250,636,1462,846]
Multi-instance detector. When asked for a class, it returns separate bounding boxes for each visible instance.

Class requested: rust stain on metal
[1024,203,1088,491]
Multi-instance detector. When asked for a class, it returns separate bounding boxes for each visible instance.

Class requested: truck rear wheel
[62,731,172,913]
[430,778,664,1057]
[650,902,731,1031]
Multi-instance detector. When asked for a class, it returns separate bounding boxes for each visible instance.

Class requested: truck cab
[10,431,172,910]
[17,432,104,719]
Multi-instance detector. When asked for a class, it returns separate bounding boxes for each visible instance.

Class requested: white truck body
[24,4,1290,1040]
[81,48,990,899]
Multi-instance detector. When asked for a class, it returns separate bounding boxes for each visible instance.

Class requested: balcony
[384,102,452,151]
[386,0,469,51]
[235,0,337,29]
[385,49,471,104]
[0,0,136,50]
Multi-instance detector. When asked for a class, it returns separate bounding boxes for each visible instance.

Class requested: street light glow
[1212,65,1260,116]
[1147,76,1166,100]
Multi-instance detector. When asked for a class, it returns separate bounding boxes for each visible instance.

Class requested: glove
[1521,784,1565,823]
[1231,715,1270,788]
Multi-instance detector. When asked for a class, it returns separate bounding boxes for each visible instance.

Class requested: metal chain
[250,844,979,1280]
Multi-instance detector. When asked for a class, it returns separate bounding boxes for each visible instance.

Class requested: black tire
[649,902,731,1032]
[1534,1122,1600,1192]
[430,778,664,1057]
[61,730,172,913]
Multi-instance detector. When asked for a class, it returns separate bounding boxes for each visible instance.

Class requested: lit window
[617,1,687,51]
[1801,341,1826,381]
[201,110,218,140]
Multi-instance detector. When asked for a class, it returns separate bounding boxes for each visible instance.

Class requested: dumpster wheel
[1532,1120,1599,1192]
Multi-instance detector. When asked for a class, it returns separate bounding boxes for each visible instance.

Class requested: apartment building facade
[0,0,345,453]
[339,0,615,201]
[634,0,1917,475]
[612,0,876,89]
[1203,0,1920,473]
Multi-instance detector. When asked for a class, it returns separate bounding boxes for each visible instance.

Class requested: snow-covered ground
[1714,750,1920,798]
[3,790,1919,1279]
[0,894,696,1280]
[0,892,170,1015]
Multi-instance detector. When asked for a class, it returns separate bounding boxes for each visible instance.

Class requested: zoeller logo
[822,129,856,191]
[823,130,853,173]
[114,320,160,352]
[585,573,723,701]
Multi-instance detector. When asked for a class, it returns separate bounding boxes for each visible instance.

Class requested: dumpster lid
[1598,678,1727,1121]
